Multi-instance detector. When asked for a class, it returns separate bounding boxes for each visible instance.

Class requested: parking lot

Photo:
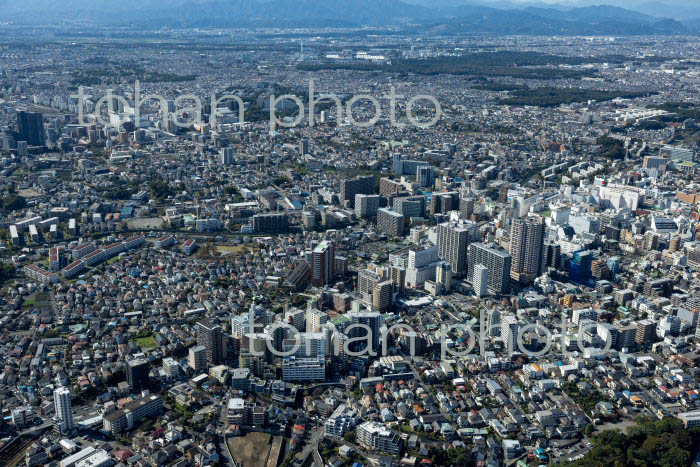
[549,439,592,464]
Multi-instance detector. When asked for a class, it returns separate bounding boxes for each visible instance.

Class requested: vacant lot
[127,217,164,230]
[228,432,273,467]
[22,291,52,310]
[194,244,258,259]
[595,417,638,434]
[216,245,254,256]
[134,335,157,350]
[17,188,42,198]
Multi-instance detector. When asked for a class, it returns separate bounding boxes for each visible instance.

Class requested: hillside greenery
[566,417,700,467]
[499,87,653,107]
[299,51,603,79]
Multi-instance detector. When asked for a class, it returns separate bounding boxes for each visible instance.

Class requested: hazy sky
[499,0,639,3]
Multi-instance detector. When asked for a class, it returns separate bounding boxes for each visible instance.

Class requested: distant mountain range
[0,0,697,34]
[406,0,700,21]
[424,4,689,35]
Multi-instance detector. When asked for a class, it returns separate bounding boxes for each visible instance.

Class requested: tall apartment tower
[340,175,374,208]
[355,194,380,218]
[189,345,208,372]
[2,127,15,151]
[488,309,501,337]
[54,386,74,434]
[468,242,512,295]
[221,147,234,165]
[312,240,335,287]
[17,110,45,146]
[435,262,452,291]
[17,141,28,157]
[372,281,394,312]
[197,321,224,364]
[126,358,150,390]
[347,311,385,353]
[459,197,475,217]
[473,264,488,297]
[501,315,519,353]
[416,165,435,187]
[509,216,545,284]
[437,222,473,277]
[377,208,405,237]
[306,308,328,333]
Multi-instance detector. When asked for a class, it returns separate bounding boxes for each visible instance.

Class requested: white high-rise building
[356,421,402,454]
[54,386,74,434]
[660,145,695,163]
[598,186,641,211]
[355,194,380,218]
[405,246,440,288]
[501,315,519,353]
[473,264,488,297]
[658,316,681,338]
[283,332,327,359]
[569,215,601,236]
[282,331,328,382]
[282,357,325,382]
[162,357,180,378]
[435,262,452,291]
[306,309,328,333]
[550,205,570,225]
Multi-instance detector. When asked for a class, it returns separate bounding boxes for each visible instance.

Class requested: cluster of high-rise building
[2,21,700,467]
